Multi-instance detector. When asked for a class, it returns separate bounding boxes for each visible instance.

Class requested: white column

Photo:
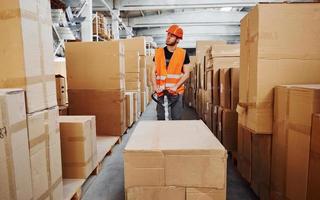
[81,0,93,41]
[112,9,120,39]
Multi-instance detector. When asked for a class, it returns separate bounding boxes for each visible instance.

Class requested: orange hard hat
[166,24,183,39]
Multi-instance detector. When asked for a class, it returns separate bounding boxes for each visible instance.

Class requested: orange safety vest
[155,47,186,96]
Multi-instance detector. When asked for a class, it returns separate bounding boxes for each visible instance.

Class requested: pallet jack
[151,90,179,121]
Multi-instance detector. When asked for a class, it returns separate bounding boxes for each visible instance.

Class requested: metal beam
[155,36,240,48]
[136,26,240,37]
[119,0,284,10]
[128,10,246,27]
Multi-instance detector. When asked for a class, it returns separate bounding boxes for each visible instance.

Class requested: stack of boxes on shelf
[237,3,320,200]
[66,41,126,136]
[0,0,63,199]
[121,37,149,114]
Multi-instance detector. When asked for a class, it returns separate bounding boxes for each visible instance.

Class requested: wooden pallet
[63,136,120,200]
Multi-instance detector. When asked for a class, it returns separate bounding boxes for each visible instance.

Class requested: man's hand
[168,85,178,93]
[154,85,163,93]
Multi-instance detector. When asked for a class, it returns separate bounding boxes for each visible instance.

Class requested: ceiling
[91,0,314,48]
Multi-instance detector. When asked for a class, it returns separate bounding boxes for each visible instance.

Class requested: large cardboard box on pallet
[271,85,320,200]
[124,121,227,200]
[221,109,238,151]
[239,3,320,134]
[0,89,33,200]
[125,92,134,127]
[308,114,320,200]
[27,107,63,200]
[0,0,57,113]
[68,89,126,136]
[65,41,125,90]
[59,116,98,179]
[237,124,271,200]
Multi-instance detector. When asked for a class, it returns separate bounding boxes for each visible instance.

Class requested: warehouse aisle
[82,102,257,200]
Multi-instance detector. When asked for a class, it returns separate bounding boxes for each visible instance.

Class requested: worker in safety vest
[151,24,192,120]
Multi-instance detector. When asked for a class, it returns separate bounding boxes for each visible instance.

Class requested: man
[152,24,191,120]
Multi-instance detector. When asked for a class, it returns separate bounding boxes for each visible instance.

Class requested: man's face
[166,33,178,46]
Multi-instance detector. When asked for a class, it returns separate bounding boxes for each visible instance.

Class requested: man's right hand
[154,86,163,93]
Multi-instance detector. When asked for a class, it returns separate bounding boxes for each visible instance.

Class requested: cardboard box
[59,105,69,116]
[0,89,33,200]
[126,186,185,200]
[308,114,320,200]
[212,105,219,136]
[65,41,125,90]
[59,116,98,179]
[125,92,134,127]
[124,121,227,199]
[139,56,148,90]
[219,68,239,110]
[0,1,57,113]
[237,125,271,200]
[237,125,251,183]
[217,107,223,142]
[211,44,240,57]
[239,3,320,134]
[125,51,140,73]
[146,56,154,87]
[271,85,320,200]
[186,188,226,200]
[121,37,146,56]
[55,75,67,106]
[130,91,140,121]
[27,107,63,200]
[140,91,147,113]
[54,58,68,104]
[196,41,226,63]
[222,109,238,151]
[68,89,126,136]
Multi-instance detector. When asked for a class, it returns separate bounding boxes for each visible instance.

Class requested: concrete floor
[82,102,258,200]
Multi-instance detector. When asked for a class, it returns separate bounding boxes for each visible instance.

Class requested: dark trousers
[156,94,183,120]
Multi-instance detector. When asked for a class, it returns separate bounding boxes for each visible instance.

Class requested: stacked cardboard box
[0,1,64,199]
[237,4,320,200]
[0,89,33,200]
[124,121,227,200]
[211,44,239,140]
[124,51,141,91]
[271,85,320,200]
[217,67,239,152]
[27,107,63,199]
[54,59,69,115]
[59,116,97,179]
[121,37,147,114]
[125,92,135,128]
[66,41,126,136]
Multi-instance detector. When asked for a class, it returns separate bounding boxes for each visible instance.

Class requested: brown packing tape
[1,75,55,88]
[62,153,95,168]
[38,176,63,200]
[287,123,311,136]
